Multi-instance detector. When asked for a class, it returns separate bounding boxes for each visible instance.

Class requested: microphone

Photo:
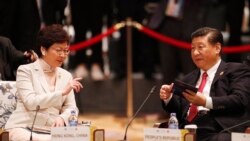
[120,86,156,141]
[219,120,250,133]
[30,105,40,141]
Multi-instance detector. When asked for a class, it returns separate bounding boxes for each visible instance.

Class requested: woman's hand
[62,77,83,96]
[51,116,65,127]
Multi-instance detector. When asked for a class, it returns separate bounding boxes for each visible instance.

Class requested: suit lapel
[32,60,50,93]
[210,61,227,96]
[55,70,63,91]
[212,61,227,86]
[189,70,200,86]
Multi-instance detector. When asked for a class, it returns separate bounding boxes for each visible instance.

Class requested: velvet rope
[135,23,250,54]
[69,21,250,54]
[139,25,191,50]
[69,25,117,51]
[222,44,250,54]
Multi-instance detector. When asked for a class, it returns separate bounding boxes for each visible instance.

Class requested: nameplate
[144,128,182,141]
[232,132,250,141]
[51,126,90,141]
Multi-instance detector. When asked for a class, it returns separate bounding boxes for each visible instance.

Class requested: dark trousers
[191,112,231,141]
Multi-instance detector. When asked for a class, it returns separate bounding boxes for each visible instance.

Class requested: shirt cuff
[163,94,173,105]
[205,96,213,109]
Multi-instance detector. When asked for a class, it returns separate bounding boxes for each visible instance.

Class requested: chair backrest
[0,81,17,128]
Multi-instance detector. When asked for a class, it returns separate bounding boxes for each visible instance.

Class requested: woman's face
[41,42,70,68]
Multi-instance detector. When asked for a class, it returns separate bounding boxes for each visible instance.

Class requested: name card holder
[51,126,90,141]
[0,130,9,141]
[232,132,250,141]
[51,126,105,141]
[184,133,196,141]
[93,129,105,141]
[144,128,194,141]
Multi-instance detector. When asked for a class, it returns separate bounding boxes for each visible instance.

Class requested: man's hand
[183,90,206,106]
[160,83,174,100]
[24,50,38,62]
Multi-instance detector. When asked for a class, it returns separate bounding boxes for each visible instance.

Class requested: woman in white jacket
[4,24,83,140]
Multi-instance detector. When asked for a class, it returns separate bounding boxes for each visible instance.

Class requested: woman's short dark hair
[35,24,70,57]
[191,27,224,46]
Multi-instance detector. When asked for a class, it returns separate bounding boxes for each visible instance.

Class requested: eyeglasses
[53,48,70,55]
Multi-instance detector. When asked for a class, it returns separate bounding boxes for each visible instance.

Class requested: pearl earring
[42,51,46,56]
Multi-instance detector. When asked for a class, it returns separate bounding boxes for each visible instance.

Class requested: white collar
[200,59,221,78]
[39,58,56,73]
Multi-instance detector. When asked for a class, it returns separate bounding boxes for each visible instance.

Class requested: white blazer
[4,60,77,130]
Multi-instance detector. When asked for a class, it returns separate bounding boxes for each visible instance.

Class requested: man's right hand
[24,50,38,63]
[160,83,174,100]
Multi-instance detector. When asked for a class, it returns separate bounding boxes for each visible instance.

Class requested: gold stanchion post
[126,17,133,118]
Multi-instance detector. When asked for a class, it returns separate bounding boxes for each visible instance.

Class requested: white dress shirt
[198,59,221,110]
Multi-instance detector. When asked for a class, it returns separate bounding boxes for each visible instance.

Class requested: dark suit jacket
[41,0,67,25]
[0,36,26,80]
[0,0,40,51]
[148,0,227,39]
[162,61,250,132]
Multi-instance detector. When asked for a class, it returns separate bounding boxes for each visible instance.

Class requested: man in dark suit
[159,27,250,141]
[0,36,37,80]
[148,0,227,84]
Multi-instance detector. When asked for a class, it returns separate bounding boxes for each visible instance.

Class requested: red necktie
[187,72,208,122]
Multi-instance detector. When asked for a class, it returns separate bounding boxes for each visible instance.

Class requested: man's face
[191,35,221,70]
